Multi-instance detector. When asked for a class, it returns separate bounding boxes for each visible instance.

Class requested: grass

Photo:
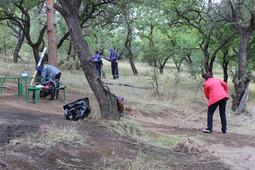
[104,118,187,150]
[37,123,88,148]
[99,153,172,170]
[9,123,88,150]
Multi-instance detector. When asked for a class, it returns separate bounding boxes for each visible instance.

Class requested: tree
[0,0,47,65]
[173,0,235,75]
[46,0,57,66]
[220,0,255,113]
[55,0,120,120]
[123,4,138,76]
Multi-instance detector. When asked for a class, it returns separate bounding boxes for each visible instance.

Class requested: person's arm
[41,69,46,84]
[220,80,229,94]
[99,56,103,65]
[203,84,209,100]
[116,52,120,60]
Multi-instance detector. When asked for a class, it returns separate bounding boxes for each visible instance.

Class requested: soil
[0,88,255,170]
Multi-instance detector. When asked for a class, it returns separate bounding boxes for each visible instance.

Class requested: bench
[0,85,5,96]
[56,86,66,101]
[26,85,66,104]
[26,87,43,104]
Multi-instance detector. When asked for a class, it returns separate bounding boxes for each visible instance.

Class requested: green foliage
[247,34,255,71]
[0,0,18,6]
[0,0,255,81]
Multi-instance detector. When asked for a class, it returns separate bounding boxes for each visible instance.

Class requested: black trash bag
[63,97,91,121]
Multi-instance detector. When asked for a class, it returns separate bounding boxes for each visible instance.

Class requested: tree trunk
[128,56,138,76]
[222,51,229,83]
[159,64,164,74]
[56,0,120,120]
[13,29,24,63]
[32,46,40,65]
[231,33,253,113]
[47,0,57,66]
[124,14,138,76]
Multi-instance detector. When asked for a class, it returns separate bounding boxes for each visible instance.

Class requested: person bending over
[202,73,229,134]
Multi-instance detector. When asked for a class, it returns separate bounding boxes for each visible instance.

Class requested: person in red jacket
[202,73,229,133]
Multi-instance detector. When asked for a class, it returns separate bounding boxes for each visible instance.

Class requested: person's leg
[111,62,116,79]
[49,74,61,100]
[116,63,119,78]
[207,102,218,132]
[219,98,227,133]
[49,88,55,100]
[98,65,101,77]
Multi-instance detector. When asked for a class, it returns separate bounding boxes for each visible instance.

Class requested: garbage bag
[63,97,91,121]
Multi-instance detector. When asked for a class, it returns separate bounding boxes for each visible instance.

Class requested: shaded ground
[0,88,255,170]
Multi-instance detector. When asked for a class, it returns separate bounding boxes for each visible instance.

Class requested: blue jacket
[109,52,119,60]
[41,64,61,84]
[92,54,102,62]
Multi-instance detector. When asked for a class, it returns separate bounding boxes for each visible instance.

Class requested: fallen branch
[104,82,153,89]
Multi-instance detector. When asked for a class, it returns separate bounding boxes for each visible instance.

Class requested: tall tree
[55,0,120,120]
[46,0,57,66]
[173,0,235,74]
[121,1,138,76]
[0,0,47,65]
[220,0,255,113]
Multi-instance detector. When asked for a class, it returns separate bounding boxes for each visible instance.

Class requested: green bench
[26,87,43,104]
[56,86,66,101]
[26,85,66,104]
[0,85,5,96]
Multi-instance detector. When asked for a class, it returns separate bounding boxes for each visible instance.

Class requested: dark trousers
[111,61,119,79]
[207,97,228,132]
[50,73,61,99]
[94,63,102,77]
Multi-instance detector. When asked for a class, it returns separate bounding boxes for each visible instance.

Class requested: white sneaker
[203,128,212,133]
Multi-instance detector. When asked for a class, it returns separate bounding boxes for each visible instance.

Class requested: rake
[178,108,207,127]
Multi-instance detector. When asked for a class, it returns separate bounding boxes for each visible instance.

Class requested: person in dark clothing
[202,73,229,134]
[109,48,120,79]
[36,64,61,100]
[92,50,103,77]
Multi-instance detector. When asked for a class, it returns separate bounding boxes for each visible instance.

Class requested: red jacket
[203,78,229,106]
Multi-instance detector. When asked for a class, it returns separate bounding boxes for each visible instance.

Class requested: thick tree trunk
[57,0,120,120]
[47,0,57,66]
[231,33,253,113]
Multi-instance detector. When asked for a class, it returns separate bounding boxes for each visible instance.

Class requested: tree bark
[13,29,24,63]
[231,33,253,113]
[46,0,57,66]
[56,0,120,120]
[124,12,138,76]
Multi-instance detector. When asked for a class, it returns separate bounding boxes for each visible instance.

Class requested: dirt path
[0,91,255,169]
